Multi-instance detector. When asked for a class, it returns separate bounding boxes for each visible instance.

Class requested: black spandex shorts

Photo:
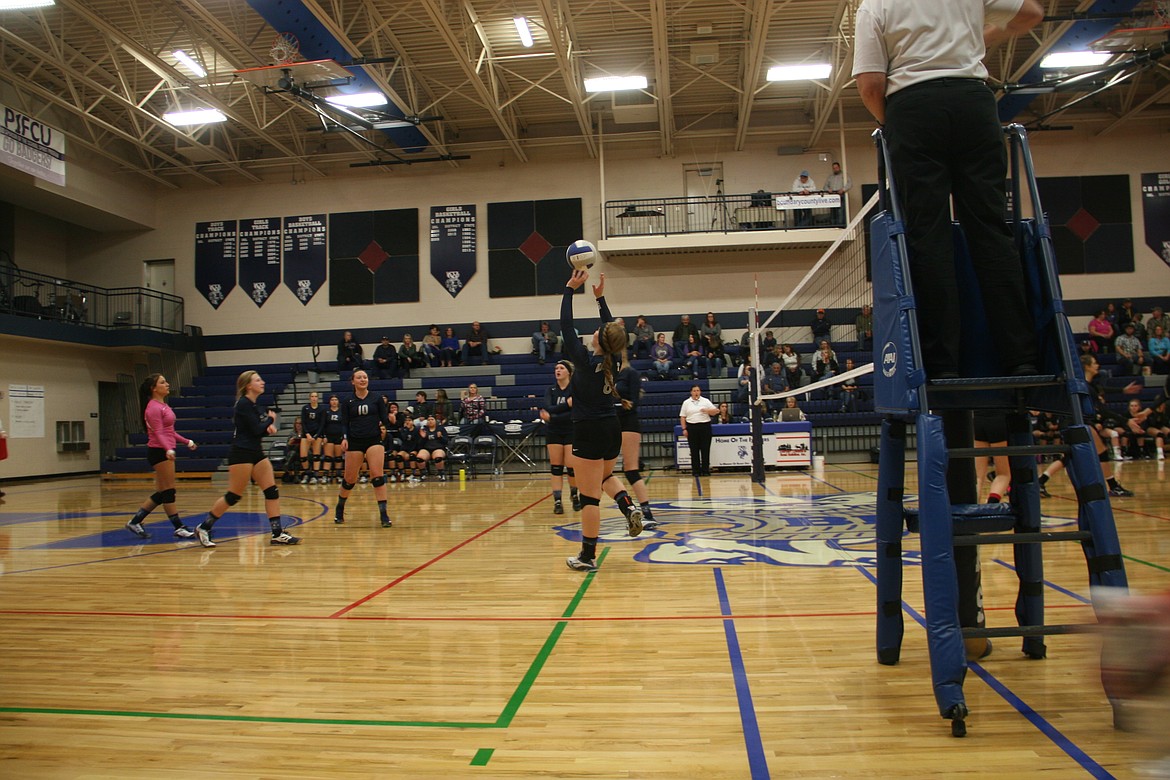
[546,427,573,446]
[228,447,266,466]
[973,411,1007,443]
[147,447,170,466]
[572,416,621,461]
[618,412,641,435]
[347,437,384,454]
[325,433,344,446]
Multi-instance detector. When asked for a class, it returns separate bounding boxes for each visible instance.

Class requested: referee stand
[870,125,1128,737]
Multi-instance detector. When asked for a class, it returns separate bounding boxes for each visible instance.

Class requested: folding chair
[471,435,496,476]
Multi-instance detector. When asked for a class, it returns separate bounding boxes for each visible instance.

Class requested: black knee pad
[1099,450,1112,463]
[342,479,356,491]
[624,469,642,485]
[433,456,444,466]
[371,476,386,487]
[224,491,242,506]
[579,494,601,507]
[150,491,166,505]
[551,464,565,476]
[565,467,575,478]
[158,488,177,504]
[263,485,280,500]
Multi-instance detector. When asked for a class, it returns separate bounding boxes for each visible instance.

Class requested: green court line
[471,747,495,766]
[0,548,609,730]
[1123,554,1170,574]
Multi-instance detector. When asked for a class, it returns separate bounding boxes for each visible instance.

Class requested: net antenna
[747,192,881,476]
[270,33,301,66]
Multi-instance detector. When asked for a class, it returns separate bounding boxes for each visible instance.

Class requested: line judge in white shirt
[679,385,720,477]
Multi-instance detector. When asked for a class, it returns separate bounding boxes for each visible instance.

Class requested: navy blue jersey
[322,408,345,437]
[615,366,641,417]
[543,383,574,437]
[300,403,325,436]
[418,424,448,451]
[343,392,389,440]
[232,396,271,452]
[398,426,424,452]
[560,288,621,421]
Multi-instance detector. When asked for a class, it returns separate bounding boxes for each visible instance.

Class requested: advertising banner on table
[1,104,66,186]
[194,221,238,309]
[238,217,282,307]
[429,205,477,298]
[283,214,327,305]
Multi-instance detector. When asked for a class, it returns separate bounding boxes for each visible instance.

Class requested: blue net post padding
[1007,412,1047,659]
[870,212,925,415]
[876,418,908,665]
[916,415,968,718]
[1063,426,1129,595]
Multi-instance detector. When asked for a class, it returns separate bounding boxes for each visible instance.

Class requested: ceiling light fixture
[514,16,534,48]
[766,63,832,82]
[325,92,389,108]
[1039,51,1113,69]
[163,108,227,126]
[172,50,207,78]
[583,75,648,93]
[0,0,55,9]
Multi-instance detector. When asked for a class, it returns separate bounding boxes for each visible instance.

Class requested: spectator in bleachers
[839,358,864,413]
[672,314,700,359]
[439,326,460,367]
[855,304,873,351]
[433,388,453,425]
[1131,312,1148,341]
[701,312,723,352]
[1079,338,1098,358]
[1118,298,1137,330]
[650,333,674,380]
[371,335,398,379]
[422,324,443,367]
[337,330,364,373]
[398,333,427,376]
[812,340,840,397]
[460,383,490,435]
[632,316,655,359]
[1149,305,1169,337]
[778,396,806,422]
[531,320,559,365]
[1150,324,1170,375]
[1115,322,1147,376]
[462,321,492,365]
[810,308,832,343]
[408,390,433,423]
[715,402,735,425]
[1088,310,1114,353]
[761,330,777,355]
[780,343,804,389]
[791,170,816,227]
[761,363,787,418]
[1105,302,1120,335]
[735,356,756,404]
[680,334,704,378]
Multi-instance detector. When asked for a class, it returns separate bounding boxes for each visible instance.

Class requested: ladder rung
[952,531,1092,545]
[929,374,1060,390]
[962,624,1097,639]
[948,444,1069,458]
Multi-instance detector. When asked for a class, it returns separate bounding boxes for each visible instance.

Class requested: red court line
[328,493,550,618]
[0,602,1091,624]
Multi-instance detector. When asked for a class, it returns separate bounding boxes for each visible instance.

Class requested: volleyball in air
[566,239,598,271]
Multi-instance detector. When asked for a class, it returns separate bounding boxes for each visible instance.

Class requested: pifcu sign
[1,104,66,186]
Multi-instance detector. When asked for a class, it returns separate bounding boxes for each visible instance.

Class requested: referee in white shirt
[679,385,719,477]
[852,0,1042,379]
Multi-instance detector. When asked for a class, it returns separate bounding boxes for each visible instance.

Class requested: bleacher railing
[604,191,847,238]
[0,265,184,333]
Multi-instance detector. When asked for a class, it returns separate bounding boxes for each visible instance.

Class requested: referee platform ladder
[869,125,1128,738]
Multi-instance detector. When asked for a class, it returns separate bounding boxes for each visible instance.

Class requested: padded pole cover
[876,419,908,665]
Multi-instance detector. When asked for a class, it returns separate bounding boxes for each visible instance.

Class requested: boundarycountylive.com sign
[1,104,66,186]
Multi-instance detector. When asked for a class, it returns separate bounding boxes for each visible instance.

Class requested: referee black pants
[688,421,712,475]
[885,78,1037,377]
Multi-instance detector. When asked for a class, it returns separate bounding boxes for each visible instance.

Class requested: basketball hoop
[270,33,301,66]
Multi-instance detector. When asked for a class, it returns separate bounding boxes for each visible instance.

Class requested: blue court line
[855,567,1114,778]
[992,558,1093,604]
[712,568,770,780]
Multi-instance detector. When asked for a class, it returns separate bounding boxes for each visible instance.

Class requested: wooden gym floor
[0,460,1167,778]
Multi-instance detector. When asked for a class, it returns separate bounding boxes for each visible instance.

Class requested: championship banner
[1141,173,1170,268]
[238,217,281,307]
[1,104,66,186]
[283,214,327,305]
[194,220,237,309]
[430,205,476,297]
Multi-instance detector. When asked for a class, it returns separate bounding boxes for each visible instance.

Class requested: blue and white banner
[283,214,327,305]
[1142,172,1170,269]
[238,217,281,307]
[194,220,237,309]
[430,205,476,298]
[1,104,66,186]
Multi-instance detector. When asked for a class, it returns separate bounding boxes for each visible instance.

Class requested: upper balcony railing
[603,190,847,239]
[0,265,184,334]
